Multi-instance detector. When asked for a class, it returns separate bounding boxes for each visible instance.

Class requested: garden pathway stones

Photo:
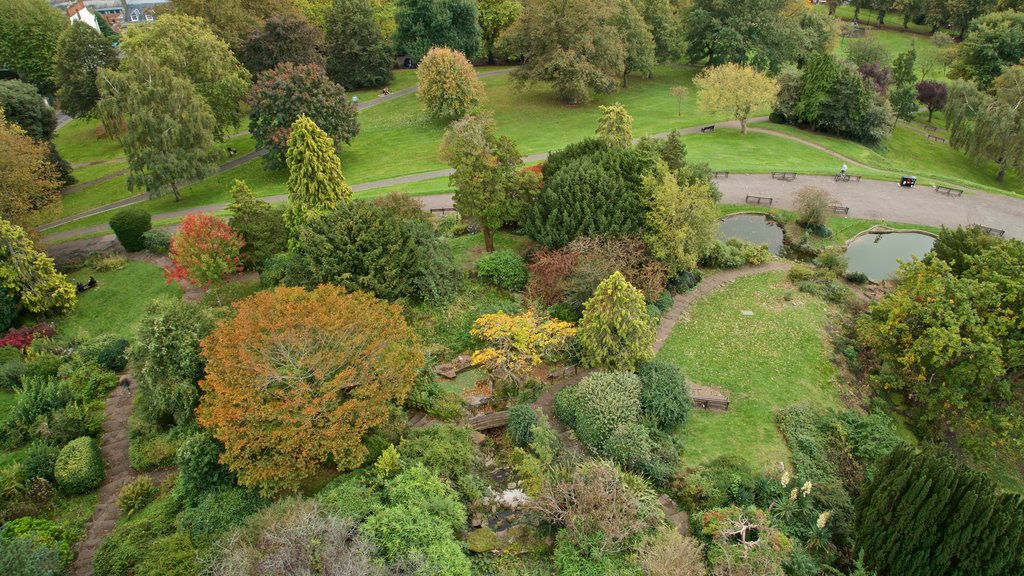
[72,379,171,576]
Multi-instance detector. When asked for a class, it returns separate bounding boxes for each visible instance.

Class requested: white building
[65,1,100,32]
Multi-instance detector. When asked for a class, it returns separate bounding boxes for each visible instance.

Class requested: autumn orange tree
[197,285,423,495]
[165,213,244,293]
[471,310,576,387]
[0,110,61,231]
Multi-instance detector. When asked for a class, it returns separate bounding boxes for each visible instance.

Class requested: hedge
[109,208,152,252]
[54,436,104,494]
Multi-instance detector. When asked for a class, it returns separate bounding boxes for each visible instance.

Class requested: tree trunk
[740,117,747,134]
[483,226,495,252]
[997,165,1006,182]
[878,10,886,25]
[622,72,628,88]
[854,6,860,21]
[171,182,181,202]
[927,108,933,122]
[903,14,910,28]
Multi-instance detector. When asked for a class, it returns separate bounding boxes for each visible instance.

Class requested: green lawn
[658,272,842,469]
[58,261,182,340]
[53,118,124,164]
[448,231,534,270]
[751,122,1024,196]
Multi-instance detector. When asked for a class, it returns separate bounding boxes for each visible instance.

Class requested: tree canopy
[97,52,222,201]
[284,115,352,244]
[694,63,780,134]
[198,285,424,495]
[53,21,118,118]
[946,66,1024,182]
[478,0,522,63]
[394,0,481,61]
[0,111,61,230]
[416,47,484,120]
[170,0,298,51]
[642,160,718,273]
[0,218,76,315]
[248,63,360,169]
[239,13,324,76]
[324,0,394,90]
[0,0,68,94]
[951,10,1024,89]
[0,80,56,141]
[119,14,251,138]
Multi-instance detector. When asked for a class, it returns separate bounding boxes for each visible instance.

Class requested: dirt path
[72,381,170,576]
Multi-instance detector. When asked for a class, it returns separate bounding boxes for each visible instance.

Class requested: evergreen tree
[856,446,1024,576]
[53,21,118,118]
[394,0,481,61]
[96,52,221,202]
[596,103,634,147]
[577,271,656,370]
[892,47,917,87]
[439,114,538,252]
[284,115,352,246]
[325,0,394,90]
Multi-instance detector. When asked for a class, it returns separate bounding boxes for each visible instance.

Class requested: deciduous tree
[97,52,221,201]
[596,103,634,147]
[0,218,76,314]
[248,63,360,169]
[471,310,576,387]
[633,0,680,62]
[682,0,811,72]
[0,111,61,231]
[394,0,481,61]
[642,160,717,273]
[0,80,56,140]
[239,13,324,76]
[325,0,394,90]
[946,68,1024,182]
[53,21,118,118]
[916,80,947,122]
[478,0,522,63]
[417,47,484,121]
[170,0,297,51]
[613,0,656,87]
[0,0,68,94]
[284,115,352,245]
[119,14,250,138]
[165,213,244,292]
[694,63,779,134]
[577,271,656,370]
[226,180,288,271]
[197,285,424,495]
[439,114,537,251]
[950,10,1024,89]
[500,0,626,104]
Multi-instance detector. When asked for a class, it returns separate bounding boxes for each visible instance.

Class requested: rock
[495,489,529,510]
[472,513,484,528]
[471,432,486,444]
[467,527,501,553]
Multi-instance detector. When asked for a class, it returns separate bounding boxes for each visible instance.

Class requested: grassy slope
[58,261,182,340]
[658,271,841,468]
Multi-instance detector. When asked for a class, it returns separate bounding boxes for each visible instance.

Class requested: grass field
[658,271,842,468]
[58,261,182,340]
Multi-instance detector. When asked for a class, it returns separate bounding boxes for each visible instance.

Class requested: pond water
[845,232,935,282]
[717,214,785,256]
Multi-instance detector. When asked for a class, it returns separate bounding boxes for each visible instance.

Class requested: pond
[717,214,785,256]
[845,232,935,282]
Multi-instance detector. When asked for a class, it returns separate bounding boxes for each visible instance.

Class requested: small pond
[717,214,784,256]
[845,232,935,282]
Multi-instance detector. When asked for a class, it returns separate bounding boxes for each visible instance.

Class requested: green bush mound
[0,536,63,576]
[700,238,771,268]
[175,487,267,546]
[141,229,171,255]
[0,516,73,568]
[637,360,691,430]
[316,472,382,520]
[475,250,528,291]
[173,431,235,506]
[92,494,180,576]
[19,442,58,482]
[559,372,642,450]
[109,208,152,252]
[54,436,104,494]
[78,335,130,372]
[117,476,156,517]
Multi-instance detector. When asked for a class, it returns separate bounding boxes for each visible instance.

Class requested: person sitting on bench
[87,276,97,289]
[381,86,391,95]
[226,147,237,157]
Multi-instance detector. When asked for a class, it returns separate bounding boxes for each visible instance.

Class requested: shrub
[7,377,73,441]
[227,183,288,271]
[0,516,72,568]
[361,503,454,561]
[787,264,814,282]
[815,247,848,275]
[78,335,130,373]
[175,487,266,545]
[565,372,642,450]
[0,289,19,333]
[0,536,63,576]
[417,47,484,121]
[0,346,22,389]
[506,404,539,447]
[385,464,467,530]
[603,422,656,471]
[173,431,234,506]
[638,527,706,576]
[19,350,60,380]
[19,443,58,482]
[59,360,118,401]
[0,324,57,351]
[42,402,103,446]
[794,187,834,229]
[577,272,656,371]
[288,201,462,305]
[405,369,464,421]
[399,424,480,481]
[117,476,156,517]
[637,360,691,430]
[92,495,179,576]
[316,473,381,519]
[259,252,295,287]
[109,208,152,252]
[700,240,746,268]
[655,291,674,313]
[54,436,104,494]
[475,250,528,291]
[85,253,127,272]
[128,429,181,471]
[554,384,583,429]
[133,533,200,576]
[141,229,171,255]
[845,271,869,284]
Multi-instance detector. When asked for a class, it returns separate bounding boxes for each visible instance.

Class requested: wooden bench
[977,225,1005,238]
[745,195,773,206]
[923,124,938,132]
[935,185,963,197]
[700,125,715,133]
[830,204,850,215]
[847,174,862,182]
[771,171,797,181]
[927,134,946,143]
[547,365,579,380]
[468,411,509,431]
[430,207,457,215]
[692,397,730,411]
[714,171,729,179]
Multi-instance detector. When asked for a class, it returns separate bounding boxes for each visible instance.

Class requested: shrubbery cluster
[54,436,104,494]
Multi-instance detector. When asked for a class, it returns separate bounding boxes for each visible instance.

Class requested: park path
[71,381,171,576]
